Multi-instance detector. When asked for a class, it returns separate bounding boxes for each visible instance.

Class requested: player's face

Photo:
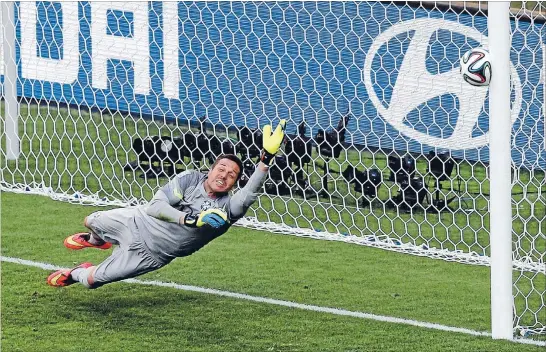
[207,159,240,193]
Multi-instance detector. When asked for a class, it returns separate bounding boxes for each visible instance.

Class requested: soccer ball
[459,48,492,87]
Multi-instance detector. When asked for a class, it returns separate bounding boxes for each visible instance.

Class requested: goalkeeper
[47,120,286,289]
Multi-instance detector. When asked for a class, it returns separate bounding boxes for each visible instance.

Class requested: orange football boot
[47,262,94,287]
[64,233,112,250]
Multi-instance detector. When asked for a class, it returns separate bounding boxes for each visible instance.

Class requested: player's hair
[211,154,244,181]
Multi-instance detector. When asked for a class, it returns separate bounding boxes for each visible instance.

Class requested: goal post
[0,1,544,340]
[1,0,19,160]
[488,1,514,340]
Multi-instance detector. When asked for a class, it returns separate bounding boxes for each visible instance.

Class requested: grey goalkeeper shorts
[85,208,164,286]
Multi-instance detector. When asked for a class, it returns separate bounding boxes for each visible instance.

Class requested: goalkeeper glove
[184,208,229,229]
[260,119,287,165]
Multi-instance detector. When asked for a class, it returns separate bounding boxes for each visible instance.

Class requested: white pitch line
[2,256,545,347]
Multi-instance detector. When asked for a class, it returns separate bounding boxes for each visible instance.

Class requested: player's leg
[50,207,164,288]
[69,239,164,289]
[48,235,164,289]
[64,208,139,250]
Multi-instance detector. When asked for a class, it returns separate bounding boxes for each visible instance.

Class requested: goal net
[1,1,544,337]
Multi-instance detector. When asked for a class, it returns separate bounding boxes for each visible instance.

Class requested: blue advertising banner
[4,2,545,169]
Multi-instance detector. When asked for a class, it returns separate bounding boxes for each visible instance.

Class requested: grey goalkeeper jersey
[135,166,268,263]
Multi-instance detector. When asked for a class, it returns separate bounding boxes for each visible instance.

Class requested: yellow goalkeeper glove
[184,208,229,229]
[260,119,287,165]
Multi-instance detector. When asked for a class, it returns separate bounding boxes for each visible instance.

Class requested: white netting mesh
[0,1,544,337]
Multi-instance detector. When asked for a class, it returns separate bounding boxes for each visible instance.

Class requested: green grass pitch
[1,191,545,351]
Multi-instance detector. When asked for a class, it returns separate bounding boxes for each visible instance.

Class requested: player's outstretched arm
[228,119,287,220]
[145,171,196,224]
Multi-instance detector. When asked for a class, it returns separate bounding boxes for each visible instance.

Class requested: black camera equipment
[123,135,187,179]
[316,112,351,160]
[427,150,455,181]
[386,154,427,211]
[390,176,428,211]
[124,116,240,179]
[315,111,351,197]
[208,135,236,161]
[195,118,236,164]
[385,151,457,212]
[181,131,203,167]
[264,155,293,195]
[239,155,292,195]
[238,159,255,188]
[342,165,382,206]
[426,150,456,211]
[284,121,313,191]
[123,136,156,174]
[127,131,203,179]
[388,154,416,184]
[237,126,263,161]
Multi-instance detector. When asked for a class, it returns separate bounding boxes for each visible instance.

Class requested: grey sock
[87,232,105,246]
[71,267,93,288]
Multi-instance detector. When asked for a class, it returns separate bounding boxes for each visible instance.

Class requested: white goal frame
[487,1,512,340]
